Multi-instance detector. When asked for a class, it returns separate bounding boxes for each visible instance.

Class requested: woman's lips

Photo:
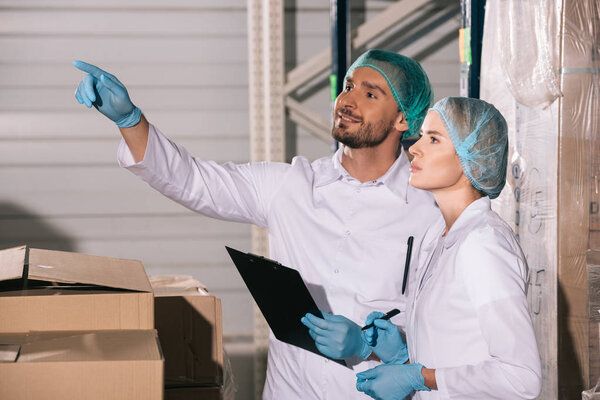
[409,163,421,172]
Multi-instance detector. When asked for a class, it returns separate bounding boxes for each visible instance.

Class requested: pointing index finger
[73,60,107,78]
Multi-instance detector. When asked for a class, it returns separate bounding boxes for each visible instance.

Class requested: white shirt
[118,124,440,400]
[407,197,542,399]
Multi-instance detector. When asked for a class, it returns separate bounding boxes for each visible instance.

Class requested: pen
[401,236,414,295]
[361,308,400,331]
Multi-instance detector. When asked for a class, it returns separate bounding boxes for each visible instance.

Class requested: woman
[355,97,542,399]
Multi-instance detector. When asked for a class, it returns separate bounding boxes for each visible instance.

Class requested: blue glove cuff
[359,342,372,360]
[389,350,410,365]
[115,107,142,128]
[412,363,431,392]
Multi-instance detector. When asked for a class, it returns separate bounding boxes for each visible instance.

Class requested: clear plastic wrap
[496,0,562,108]
[481,0,599,398]
[583,380,600,400]
[481,4,559,398]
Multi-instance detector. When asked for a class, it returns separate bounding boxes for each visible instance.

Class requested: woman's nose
[408,139,422,157]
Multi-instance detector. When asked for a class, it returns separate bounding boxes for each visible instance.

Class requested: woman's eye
[430,137,438,143]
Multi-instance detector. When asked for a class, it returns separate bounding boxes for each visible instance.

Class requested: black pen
[401,236,414,295]
[361,308,400,331]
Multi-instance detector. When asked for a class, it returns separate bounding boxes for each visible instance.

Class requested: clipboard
[225,246,346,365]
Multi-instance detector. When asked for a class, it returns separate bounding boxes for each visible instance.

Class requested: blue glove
[364,311,408,364]
[73,60,142,128]
[301,312,371,360]
[356,363,430,399]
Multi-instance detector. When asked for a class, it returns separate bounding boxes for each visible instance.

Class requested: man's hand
[301,312,370,360]
[73,60,141,128]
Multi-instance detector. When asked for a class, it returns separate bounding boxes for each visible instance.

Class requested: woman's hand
[356,363,431,399]
[363,311,408,364]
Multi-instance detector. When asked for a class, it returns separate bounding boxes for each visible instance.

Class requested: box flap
[18,330,162,362]
[0,246,27,282]
[27,248,152,292]
[0,344,20,362]
[150,275,209,296]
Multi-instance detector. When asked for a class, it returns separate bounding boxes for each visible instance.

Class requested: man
[74,49,440,399]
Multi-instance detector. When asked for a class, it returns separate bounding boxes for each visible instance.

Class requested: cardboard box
[0,329,164,400]
[0,245,154,333]
[164,386,222,400]
[154,293,223,386]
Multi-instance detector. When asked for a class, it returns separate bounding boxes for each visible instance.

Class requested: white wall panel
[0,214,249,240]
[0,111,250,138]
[0,37,248,63]
[0,137,249,165]
[0,88,248,111]
[0,11,247,36]
[0,64,249,87]
[0,0,246,8]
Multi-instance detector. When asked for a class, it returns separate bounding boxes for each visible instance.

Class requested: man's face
[332,67,401,149]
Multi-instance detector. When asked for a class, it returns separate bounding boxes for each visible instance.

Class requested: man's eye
[430,137,438,143]
[345,85,352,91]
[367,92,376,99]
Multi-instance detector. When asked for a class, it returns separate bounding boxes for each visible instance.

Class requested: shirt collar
[313,144,410,202]
[443,196,491,248]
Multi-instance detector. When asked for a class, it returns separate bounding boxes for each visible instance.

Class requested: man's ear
[394,112,409,133]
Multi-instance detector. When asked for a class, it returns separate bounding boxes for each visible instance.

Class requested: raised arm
[74,61,288,226]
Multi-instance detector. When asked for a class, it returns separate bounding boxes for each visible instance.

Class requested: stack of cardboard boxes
[0,245,224,399]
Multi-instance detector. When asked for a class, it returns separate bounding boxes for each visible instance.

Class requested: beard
[332,115,396,149]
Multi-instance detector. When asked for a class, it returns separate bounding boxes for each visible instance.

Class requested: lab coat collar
[442,196,491,249]
[313,144,410,202]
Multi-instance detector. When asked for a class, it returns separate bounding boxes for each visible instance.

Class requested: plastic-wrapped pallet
[481,1,599,398]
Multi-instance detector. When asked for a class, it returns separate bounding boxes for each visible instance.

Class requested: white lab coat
[118,124,441,400]
[406,197,542,399]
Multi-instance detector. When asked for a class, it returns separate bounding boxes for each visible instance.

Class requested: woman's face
[408,110,466,193]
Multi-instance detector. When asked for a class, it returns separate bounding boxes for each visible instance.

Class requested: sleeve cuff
[117,137,138,167]
[434,367,451,399]
[117,124,154,168]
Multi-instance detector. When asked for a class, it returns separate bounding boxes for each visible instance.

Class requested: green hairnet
[345,49,433,138]
[431,97,509,199]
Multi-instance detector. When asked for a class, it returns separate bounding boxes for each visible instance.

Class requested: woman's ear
[394,112,409,133]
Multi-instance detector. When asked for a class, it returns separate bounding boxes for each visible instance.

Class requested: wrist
[421,367,437,390]
[358,341,372,360]
[389,347,409,364]
[115,106,142,128]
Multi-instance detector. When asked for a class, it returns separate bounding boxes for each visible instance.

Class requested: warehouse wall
[0,0,255,337]
[0,3,460,393]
